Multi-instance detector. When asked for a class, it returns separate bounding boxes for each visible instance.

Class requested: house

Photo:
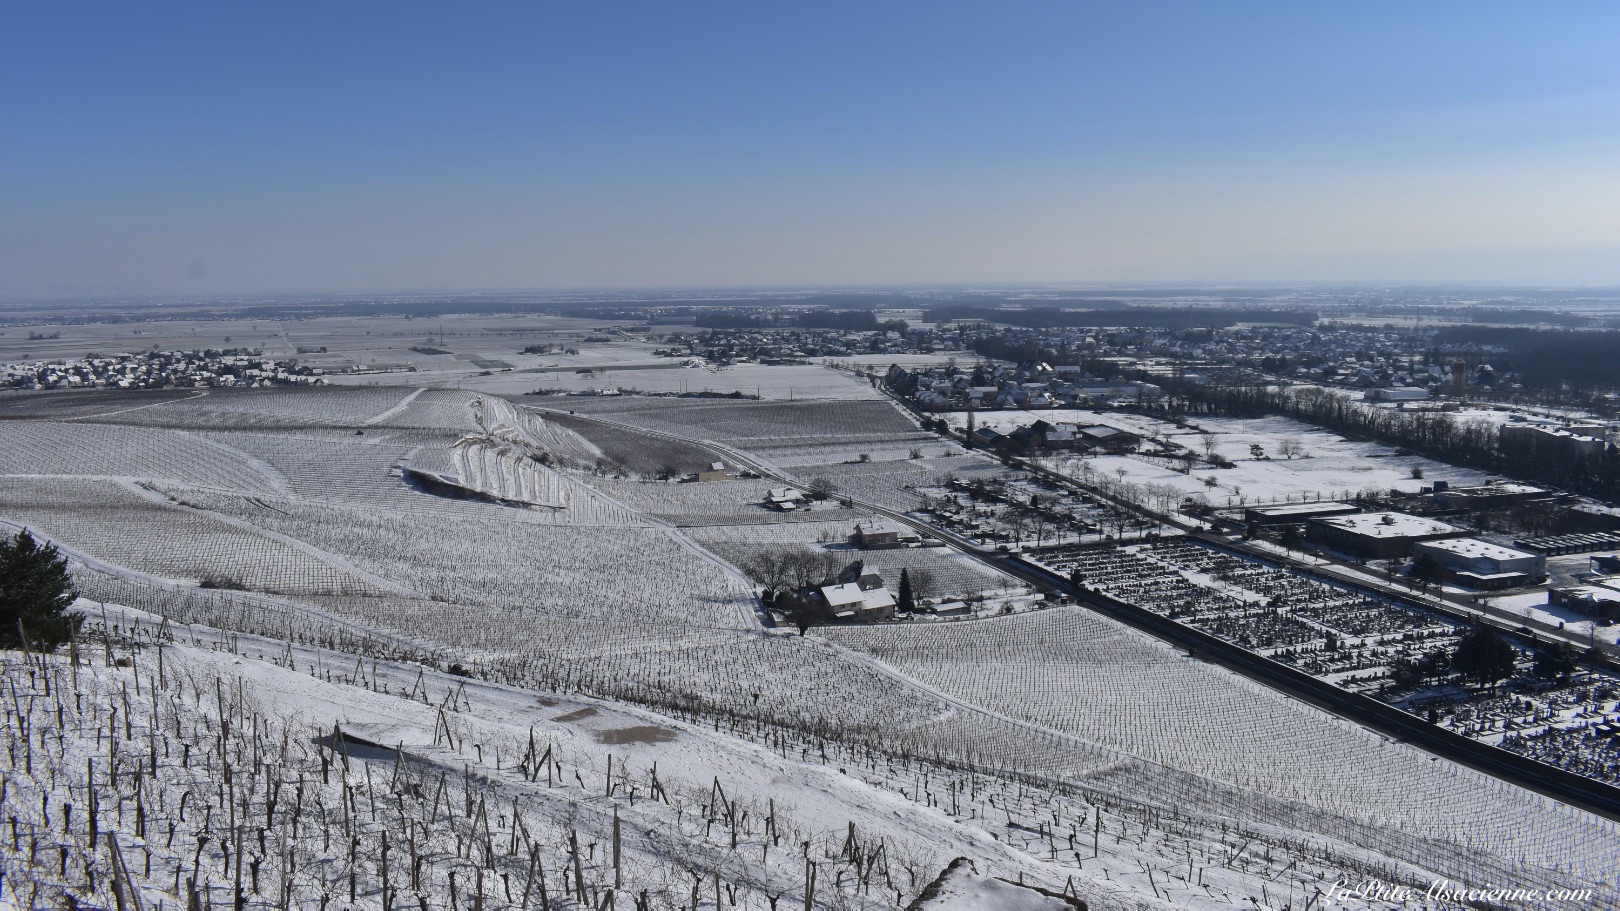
[966,386,999,407]
[832,559,886,592]
[1306,511,1464,559]
[1412,538,1546,590]
[763,487,805,510]
[852,521,918,549]
[816,560,896,621]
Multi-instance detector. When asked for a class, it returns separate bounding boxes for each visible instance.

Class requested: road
[524,400,1620,820]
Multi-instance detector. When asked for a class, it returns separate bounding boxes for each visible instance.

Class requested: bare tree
[739,547,796,596]
[785,597,828,637]
[1277,437,1304,460]
[908,568,937,603]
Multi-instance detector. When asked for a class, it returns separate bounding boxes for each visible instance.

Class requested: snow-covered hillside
[2,385,1616,908]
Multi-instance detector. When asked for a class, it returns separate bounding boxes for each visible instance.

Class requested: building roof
[1441,482,1546,498]
[1557,584,1620,603]
[820,582,895,616]
[1313,512,1461,538]
[1250,502,1358,518]
[821,583,866,608]
[1416,537,1539,563]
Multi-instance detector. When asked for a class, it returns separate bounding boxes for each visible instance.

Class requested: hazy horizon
[5,2,1619,297]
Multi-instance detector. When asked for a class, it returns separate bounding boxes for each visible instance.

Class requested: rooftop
[1443,482,1546,497]
[1417,537,1539,562]
[1250,501,1358,518]
[1313,511,1460,538]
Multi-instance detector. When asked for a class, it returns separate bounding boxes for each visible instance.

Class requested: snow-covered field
[333,355,887,402]
[952,407,1488,504]
[822,608,1619,884]
[3,384,1618,907]
[8,608,1486,911]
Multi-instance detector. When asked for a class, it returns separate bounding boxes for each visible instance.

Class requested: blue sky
[3,2,1618,296]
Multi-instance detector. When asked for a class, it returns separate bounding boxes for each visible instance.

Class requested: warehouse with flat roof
[1245,501,1360,527]
[1413,537,1546,590]
[1306,511,1463,559]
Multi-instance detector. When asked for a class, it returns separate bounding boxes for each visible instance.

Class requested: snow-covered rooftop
[1250,501,1358,518]
[1443,482,1545,497]
[1417,537,1538,563]
[1313,511,1460,538]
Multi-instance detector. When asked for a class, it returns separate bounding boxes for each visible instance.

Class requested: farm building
[1412,538,1546,590]
[1363,387,1431,402]
[969,426,1003,448]
[1041,426,1082,450]
[1076,424,1141,453]
[696,461,732,482]
[763,487,804,510]
[1306,511,1463,559]
[1245,501,1360,527]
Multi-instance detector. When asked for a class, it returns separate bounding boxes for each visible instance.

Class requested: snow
[1417,538,1540,564]
[332,357,887,402]
[913,859,1079,910]
[955,408,1489,504]
[1313,512,1461,539]
[6,383,1620,907]
[2,604,1424,910]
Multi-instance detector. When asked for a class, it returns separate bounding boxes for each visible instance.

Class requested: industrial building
[1430,481,1550,512]
[1412,538,1546,590]
[1244,501,1360,527]
[1550,580,1620,622]
[1306,511,1463,559]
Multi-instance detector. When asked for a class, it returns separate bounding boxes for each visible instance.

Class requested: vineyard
[0,419,287,496]
[3,383,1620,907]
[822,608,1620,884]
[0,478,388,597]
[1024,538,1620,788]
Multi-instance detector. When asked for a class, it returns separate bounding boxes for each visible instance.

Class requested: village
[3,347,334,389]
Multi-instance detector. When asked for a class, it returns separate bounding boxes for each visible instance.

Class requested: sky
[3,2,1619,297]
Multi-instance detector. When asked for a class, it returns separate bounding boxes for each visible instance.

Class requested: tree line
[1157,381,1620,504]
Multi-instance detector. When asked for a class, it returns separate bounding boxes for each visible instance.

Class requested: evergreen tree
[1533,641,1578,684]
[1,529,81,651]
[1451,624,1517,689]
[897,568,915,613]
